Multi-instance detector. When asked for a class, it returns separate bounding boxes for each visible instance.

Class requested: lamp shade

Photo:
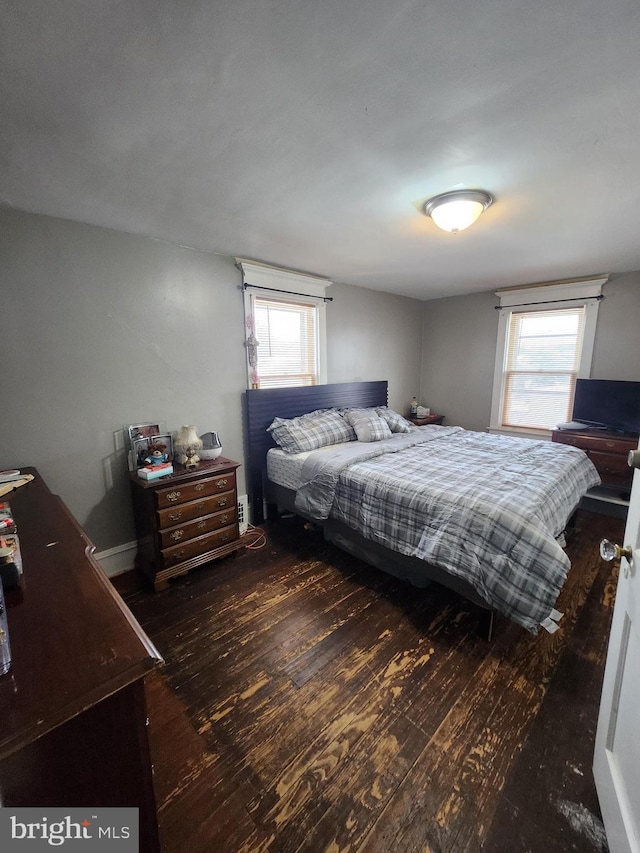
[424,190,493,234]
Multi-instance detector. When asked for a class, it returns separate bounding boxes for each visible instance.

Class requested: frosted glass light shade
[424,190,493,234]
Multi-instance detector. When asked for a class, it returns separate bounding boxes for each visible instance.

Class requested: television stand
[552,428,637,514]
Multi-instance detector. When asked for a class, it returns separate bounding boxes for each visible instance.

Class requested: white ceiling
[2,0,640,301]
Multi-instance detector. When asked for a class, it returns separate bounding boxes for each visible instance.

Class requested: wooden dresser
[130,457,245,591]
[0,469,162,851]
[552,428,638,494]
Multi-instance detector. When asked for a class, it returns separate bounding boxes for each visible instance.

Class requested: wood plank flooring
[123,509,622,853]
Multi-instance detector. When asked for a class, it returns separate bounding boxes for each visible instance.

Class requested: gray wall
[591,273,640,380]
[327,281,423,415]
[420,290,499,431]
[0,207,423,551]
[419,273,640,430]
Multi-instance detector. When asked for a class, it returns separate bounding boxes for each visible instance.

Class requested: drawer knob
[197,520,207,529]
[168,511,183,522]
[220,514,229,523]
[166,491,182,503]
[218,498,228,507]
[215,478,228,488]
[194,483,206,492]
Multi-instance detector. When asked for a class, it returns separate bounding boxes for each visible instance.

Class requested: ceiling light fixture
[424,189,493,234]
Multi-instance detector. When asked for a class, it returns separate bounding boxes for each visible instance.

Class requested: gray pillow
[268,409,355,453]
[376,407,413,433]
[343,408,393,442]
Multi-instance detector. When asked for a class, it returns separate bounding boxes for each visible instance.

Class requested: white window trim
[236,258,331,388]
[489,277,607,437]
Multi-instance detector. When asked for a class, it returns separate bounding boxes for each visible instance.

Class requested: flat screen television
[572,379,640,435]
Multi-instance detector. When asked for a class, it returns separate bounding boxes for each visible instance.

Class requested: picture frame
[132,434,173,469]
[123,423,161,470]
[125,422,161,446]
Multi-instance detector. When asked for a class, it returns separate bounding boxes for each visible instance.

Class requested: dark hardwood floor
[122,509,622,853]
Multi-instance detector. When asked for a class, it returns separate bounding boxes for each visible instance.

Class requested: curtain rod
[244,282,333,302]
[495,294,603,310]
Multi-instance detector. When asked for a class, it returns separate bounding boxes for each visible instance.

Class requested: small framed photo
[124,423,161,470]
[132,434,173,469]
[125,422,161,446]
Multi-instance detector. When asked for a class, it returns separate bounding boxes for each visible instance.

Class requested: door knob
[600,539,633,563]
[628,449,640,469]
[600,539,634,577]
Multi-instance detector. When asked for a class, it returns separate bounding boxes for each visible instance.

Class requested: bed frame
[244,380,495,637]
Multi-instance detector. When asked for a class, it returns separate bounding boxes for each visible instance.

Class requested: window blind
[253,295,318,388]
[502,307,586,430]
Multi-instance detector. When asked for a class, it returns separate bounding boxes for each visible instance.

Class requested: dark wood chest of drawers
[1,469,162,850]
[551,429,638,492]
[130,457,244,591]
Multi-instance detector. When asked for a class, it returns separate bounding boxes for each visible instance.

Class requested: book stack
[137,462,174,481]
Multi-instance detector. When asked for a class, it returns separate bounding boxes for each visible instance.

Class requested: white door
[594,444,640,853]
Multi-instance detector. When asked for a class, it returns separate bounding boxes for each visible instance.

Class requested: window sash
[490,279,604,435]
[252,295,319,389]
[501,307,586,430]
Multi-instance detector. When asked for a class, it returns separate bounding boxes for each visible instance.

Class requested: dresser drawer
[161,524,238,568]
[156,490,235,528]
[155,472,237,509]
[158,507,237,549]
[555,432,634,454]
[588,451,633,484]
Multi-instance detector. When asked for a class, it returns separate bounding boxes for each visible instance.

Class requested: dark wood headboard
[244,380,388,523]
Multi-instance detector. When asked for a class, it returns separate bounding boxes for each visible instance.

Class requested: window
[502,307,585,430]
[236,259,330,389]
[490,278,606,434]
[251,295,318,388]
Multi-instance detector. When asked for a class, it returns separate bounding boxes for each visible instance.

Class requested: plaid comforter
[294,426,600,632]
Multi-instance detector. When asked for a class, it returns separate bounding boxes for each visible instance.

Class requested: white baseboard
[94,540,138,578]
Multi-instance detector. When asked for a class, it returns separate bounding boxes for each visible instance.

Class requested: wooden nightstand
[130,457,245,591]
[409,414,444,426]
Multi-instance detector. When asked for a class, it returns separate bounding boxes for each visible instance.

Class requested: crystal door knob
[600,539,633,562]
[628,449,640,469]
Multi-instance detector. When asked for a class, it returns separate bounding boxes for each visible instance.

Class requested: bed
[245,381,600,636]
